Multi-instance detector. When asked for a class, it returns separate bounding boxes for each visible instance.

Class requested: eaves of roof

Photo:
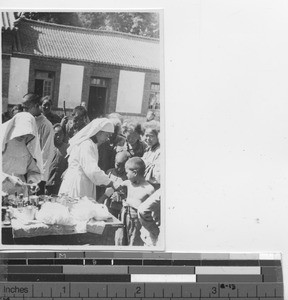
[15,18,161,71]
[1,12,17,31]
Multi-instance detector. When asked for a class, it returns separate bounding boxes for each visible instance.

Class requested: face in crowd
[93,130,111,146]
[22,101,38,116]
[124,157,146,182]
[125,129,140,146]
[54,125,64,146]
[22,94,41,117]
[144,128,159,148]
[114,151,130,175]
[41,99,52,115]
[72,112,86,130]
[11,105,23,117]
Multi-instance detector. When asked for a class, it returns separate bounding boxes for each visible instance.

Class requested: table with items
[2,193,123,245]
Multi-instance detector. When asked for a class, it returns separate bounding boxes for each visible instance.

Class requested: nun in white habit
[59,118,115,199]
[2,112,43,185]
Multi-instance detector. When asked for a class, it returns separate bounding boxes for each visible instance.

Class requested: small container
[22,206,36,220]
[30,195,39,206]
[18,194,24,210]
[3,210,11,226]
[2,207,7,222]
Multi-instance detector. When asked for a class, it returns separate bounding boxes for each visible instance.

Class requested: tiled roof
[16,18,160,70]
[1,12,17,30]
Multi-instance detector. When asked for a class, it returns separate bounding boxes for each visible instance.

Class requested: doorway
[87,86,107,120]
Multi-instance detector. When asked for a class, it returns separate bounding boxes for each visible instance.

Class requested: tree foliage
[22,12,159,38]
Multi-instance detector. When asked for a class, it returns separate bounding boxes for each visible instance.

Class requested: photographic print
[1,11,163,249]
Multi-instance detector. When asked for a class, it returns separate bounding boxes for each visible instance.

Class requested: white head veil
[67,118,114,156]
[1,112,44,174]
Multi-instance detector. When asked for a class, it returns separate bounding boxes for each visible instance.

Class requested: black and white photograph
[1,11,163,248]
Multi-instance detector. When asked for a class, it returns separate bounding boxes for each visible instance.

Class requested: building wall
[82,64,121,115]
[143,71,161,114]
[8,57,30,105]
[28,57,62,109]
[6,54,160,117]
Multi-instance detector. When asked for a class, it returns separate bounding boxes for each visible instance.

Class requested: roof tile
[17,18,160,70]
[1,12,17,30]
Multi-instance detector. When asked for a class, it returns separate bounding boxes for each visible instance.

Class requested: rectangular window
[149,83,160,110]
[91,77,108,87]
[34,70,55,99]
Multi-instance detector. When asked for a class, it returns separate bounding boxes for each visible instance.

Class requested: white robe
[59,139,111,199]
[1,112,43,184]
[3,139,41,183]
[35,114,55,182]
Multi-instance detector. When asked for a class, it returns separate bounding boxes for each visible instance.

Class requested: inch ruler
[0,252,284,300]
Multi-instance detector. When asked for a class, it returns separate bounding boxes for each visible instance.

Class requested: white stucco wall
[58,63,84,109]
[116,70,145,114]
[8,57,30,104]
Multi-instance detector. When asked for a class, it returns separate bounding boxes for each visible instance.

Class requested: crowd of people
[1,93,161,246]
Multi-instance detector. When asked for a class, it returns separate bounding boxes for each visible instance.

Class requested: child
[98,151,130,218]
[119,157,155,246]
[46,124,68,195]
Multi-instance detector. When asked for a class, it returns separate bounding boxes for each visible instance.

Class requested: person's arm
[144,151,161,185]
[1,173,26,195]
[79,140,112,186]
[26,157,42,184]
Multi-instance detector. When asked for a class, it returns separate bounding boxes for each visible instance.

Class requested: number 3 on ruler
[212,286,217,294]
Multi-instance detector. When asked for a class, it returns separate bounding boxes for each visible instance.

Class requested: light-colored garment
[138,189,161,246]
[34,114,55,181]
[142,143,161,186]
[1,112,43,183]
[3,139,41,183]
[59,118,114,199]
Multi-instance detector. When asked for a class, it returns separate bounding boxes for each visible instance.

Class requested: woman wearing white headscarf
[2,112,43,186]
[59,118,115,199]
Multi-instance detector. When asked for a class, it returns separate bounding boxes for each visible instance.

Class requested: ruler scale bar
[1,259,283,266]
[0,252,283,299]
[0,282,284,298]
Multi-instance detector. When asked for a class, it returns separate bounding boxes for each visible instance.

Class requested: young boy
[98,151,130,218]
[120,157,155,246]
